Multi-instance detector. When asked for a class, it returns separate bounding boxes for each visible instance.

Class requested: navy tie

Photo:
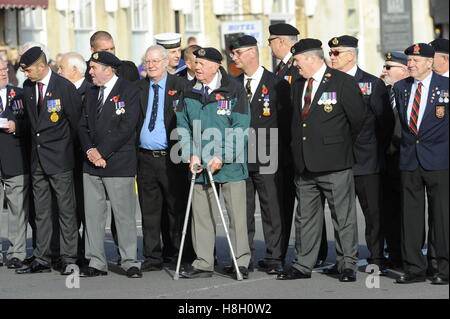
[0,94,3,112]
[96,86,105,115]
[203,85,210,103]
[148,84,159,132]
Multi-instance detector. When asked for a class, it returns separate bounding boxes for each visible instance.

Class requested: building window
[19,7,44,30]
[272,0,289,13]
[185,0,201,32]
[132,0,148,31]
[74,0,94,30]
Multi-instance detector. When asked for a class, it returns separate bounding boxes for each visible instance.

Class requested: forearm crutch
[173,169,197,280]
[206,165,243,281]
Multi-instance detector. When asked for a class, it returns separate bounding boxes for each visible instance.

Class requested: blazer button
[37,144,41,148]
[303,123,307,127]
[416,140,420,144]
[303,137,307,141]
[36,133,40,136]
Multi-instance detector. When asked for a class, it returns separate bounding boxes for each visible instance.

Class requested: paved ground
[0,194,448,300]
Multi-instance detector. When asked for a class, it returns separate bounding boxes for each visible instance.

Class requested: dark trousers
[73,155,87,264]
[246,171,283,266]
[355,174,385,265]
[401,167,449,278]
[32,162,78,266]
[381,152,402,263]
[137,150,191,266]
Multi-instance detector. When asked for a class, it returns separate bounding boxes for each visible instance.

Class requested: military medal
[115,100,126,115]
[50,112,59,122]
[331,92,337,104]
[116,109,122,115]
[324,104,333,113]
[263,107,271,116]
[263,94,270,116]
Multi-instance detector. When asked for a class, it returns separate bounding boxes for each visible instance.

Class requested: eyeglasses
[328,50,352,57]
[383,65,403,70]
[144,58,166,65]
[229,48,252,58]
[267,37,280,45]
[0,67,8,73]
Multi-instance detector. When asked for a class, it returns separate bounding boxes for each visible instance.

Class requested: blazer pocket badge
[358,82,372,95]
[436,106,445,119]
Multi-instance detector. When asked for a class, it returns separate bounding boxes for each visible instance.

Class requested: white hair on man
[62,52,87,75]
[145,45,169,60]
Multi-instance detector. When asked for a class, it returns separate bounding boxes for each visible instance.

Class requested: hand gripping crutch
[206,165,243,281]
[173,169,197,280]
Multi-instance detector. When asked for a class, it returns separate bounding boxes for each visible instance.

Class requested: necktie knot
[152,83,159,92]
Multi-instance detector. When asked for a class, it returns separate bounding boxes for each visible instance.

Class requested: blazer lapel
[421,73,439,124]
[164,74,175,126]
[251,69,268,108]
[102,78,123,115]
[401,79,414,124]
[307,66,332,116]
[37,73,57,126]
[140,78,150,117]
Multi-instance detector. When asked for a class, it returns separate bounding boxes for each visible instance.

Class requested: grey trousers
[191,180,251,271]
[292,169,358,274]
[0,173,29,261]
[83,174,141,272]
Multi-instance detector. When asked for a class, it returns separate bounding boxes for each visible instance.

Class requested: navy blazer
[393,72,449,171]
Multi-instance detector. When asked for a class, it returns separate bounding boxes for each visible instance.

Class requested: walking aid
[174,168,198,280]
[206,165,243,281]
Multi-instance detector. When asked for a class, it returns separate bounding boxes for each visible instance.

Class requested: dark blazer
[136,73,187,151]
[275,55,301,86]
[393,72,449,171]
[0,86,29,176]
[85,60,139,83]
[23,72,81,175]
[237,68,292,171]
[78,77,140,177]
[77,78,93,102]
[290,66,367,174]
[352,67,394,175]
[387,85,402,149]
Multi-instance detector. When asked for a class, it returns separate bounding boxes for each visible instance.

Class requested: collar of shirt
[345,64,358,77]
[187,72,195,81]
[36,69,52,97]
[150,72,168,92]
[282,52,292,65]
[414,71,433,89]
[204,71,221,94]
[74,78,85,90]
[244,65,264,97]
[101,74,119,104]
[302,62,327,102]
[442,70,449,78]
[0,87,7,107]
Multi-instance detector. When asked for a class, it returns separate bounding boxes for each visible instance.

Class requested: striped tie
[302,78,314,119]
[409,82,423,135]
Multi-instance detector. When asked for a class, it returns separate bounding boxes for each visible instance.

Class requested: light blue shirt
[139,73,168,150]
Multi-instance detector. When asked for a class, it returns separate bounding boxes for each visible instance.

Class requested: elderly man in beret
[176,47,251,279]
[277,39,366,282]
[393,43,449,285]
[78,51,142,278]
[15,47,81,276]
[429,38,449,77]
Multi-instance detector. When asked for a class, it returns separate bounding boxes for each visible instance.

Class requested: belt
[139,148,168,157]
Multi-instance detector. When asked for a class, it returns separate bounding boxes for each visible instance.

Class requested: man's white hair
[62,52,87,74]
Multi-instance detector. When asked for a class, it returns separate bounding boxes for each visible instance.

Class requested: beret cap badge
[93,53,99,60]
[332,38,339,45]
[413,44,420,55]
[198,49,206,57]
[387,52,392,59]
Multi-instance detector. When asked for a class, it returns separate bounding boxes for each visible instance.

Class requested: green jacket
[176,67,250,184]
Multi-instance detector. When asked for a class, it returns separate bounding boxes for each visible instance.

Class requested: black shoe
[266,264,284,275]
[61,264,79,276]
[431,275,449,285]
[276,267,311,280]
[16,262,51,274]
[395,273,426,284]
[231,266,249,280]
[180,268,213,279]
[52,260,64,272]
[80,266,108,277]
[322,265,340,275]
[339,269,357,282]
[22,256,36,266]
[6,258,23,269]
[0,261,3,267]
[141,263,163,272]
[126,267,143,278]
[224,264,253,274]
[257,259,269,269]
[426,267,438,277]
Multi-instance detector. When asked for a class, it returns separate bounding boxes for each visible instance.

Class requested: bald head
[58,52,86,83]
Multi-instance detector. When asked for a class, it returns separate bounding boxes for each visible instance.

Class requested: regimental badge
[93,53,99,60]
[332,38,339,45]
[386,52,392,59]
[413,44,420,55]
[50,112,59,122]
[198,49,206,57]
[284,75,292,84]
[359,82,372,95]
[436,106,445,119]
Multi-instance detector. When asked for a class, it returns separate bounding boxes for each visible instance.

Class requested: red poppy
[168,90,176,96]
[262,87,268,95]
[9,91,16,97]
[215,94,223,101]
[113,96,119,103]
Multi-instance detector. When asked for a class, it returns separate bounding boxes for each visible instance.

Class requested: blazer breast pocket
[323,135,344,145]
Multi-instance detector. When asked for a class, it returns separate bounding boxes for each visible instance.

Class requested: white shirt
[282,52,292,65]
[204,72,221,94]
[0,87,7,110]
[74,78,85,90]
[187,72,195,81]
[345,64,358,77]
[100,75,118,104]
[407,71,433,130]
[301,62,327,103]
[443,70,449,78]
[35,69,52,100]
[244,66,264,101]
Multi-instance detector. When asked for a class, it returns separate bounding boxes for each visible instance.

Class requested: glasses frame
[267,37,280,45]
[328,50,353,57]
[383,65,403,70]
[229,48,253,59]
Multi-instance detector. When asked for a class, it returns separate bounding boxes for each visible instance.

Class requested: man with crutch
[176,47,251,279]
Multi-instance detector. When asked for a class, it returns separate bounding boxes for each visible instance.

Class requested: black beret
[291,38,323,56]
[385,51,408,65]
[231,35,257,50]
[90,51,122,69]
[19,46,46,68]
[193,47,222,64]
[269,23,299,36]
[429,38,449,54]
[328,35,358,48]
[404,43,435,58]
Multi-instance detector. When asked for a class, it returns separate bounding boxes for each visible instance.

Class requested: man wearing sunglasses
[381,51,409,271]
[325,35,394,276]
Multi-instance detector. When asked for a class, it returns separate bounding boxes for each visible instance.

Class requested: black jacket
[0,86,29,176]
[78,77,140,177]
[23,72,81,175]
[352,67,394,175]
[236,68,292,172]
[85,60,140,83]
[275,55,301,87]
[291,66,367,174]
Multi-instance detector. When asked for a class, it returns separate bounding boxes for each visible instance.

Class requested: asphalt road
[0,193,448,300]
